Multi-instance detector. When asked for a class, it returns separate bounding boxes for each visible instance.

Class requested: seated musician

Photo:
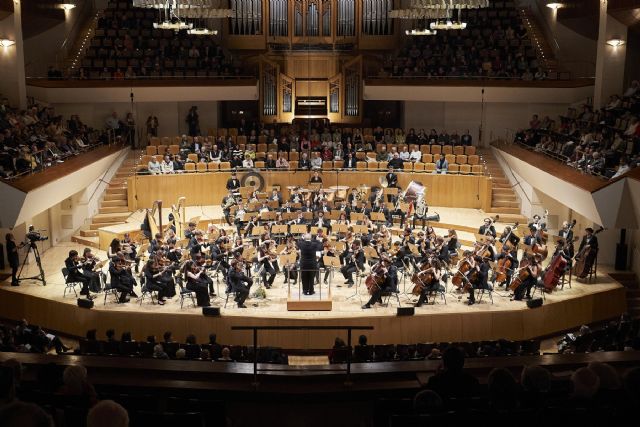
[523,227,542,247]
[478,218,497,238]
[280,200,296,213]
[512,254,542,301]
[258,240,277,289]
[434,236,450,265]
[226,172,241,192]
[302,200,314,212]
[259,201,271,214]
[65,250,93,299]
[290,188,303,204]
[189,230,208,259]
[228,259,253,308]
[222,190,237,226]
[447,229,460,257]
[313,211,331,233]
[389,199,406,228]
[559,221,574,242]
[142,258,170,305]
[150,233,164,254]
[318,238,336,285]
[269,188,283,206]
[336,211,350,225]
[109,252,137,303]
[415,259,444,307]
[280,237,299,284]
[340,240,365,287]
[234,205,248,235]
[289,211,307,226]
[81,247,102,293]
[496,227,520,287]
[184,222,197,240]
[108,238,122,260]
[468,255,491,306]
[528,214,545,232]
[385,167,399,202]
[346,188,359,208]
[210,239,229,276]
[243,215,258,238]
[166,240,182,264]
[362,255,392,309]
[184,261,211,307]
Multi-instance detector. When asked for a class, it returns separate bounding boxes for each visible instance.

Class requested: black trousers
[283,266,298,282]
[69,273,91,296]
[514,277,535,300]
[366,286,384,306]
[301,267,317,294]
[262,263,276,287]
[187,281,211,307]
[9,259,19,285]
[232,283,251,305]
[341,264,358,283]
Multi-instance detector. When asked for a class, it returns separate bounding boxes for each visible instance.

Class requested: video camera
[26,225,48,245]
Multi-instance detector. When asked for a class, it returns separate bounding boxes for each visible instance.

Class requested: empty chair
[455,154,467,165]
[453,146,465,155]
[465,146,477,155]
[430,145,442,155]
[219,162,231,171]
[471,164,484,175]
[448,164,460,174]
[146,146,157,155]
[196,163,207,173]
[467,154,480,165]
[421,153,433,163]
[356,161,367,170]
[445,154,456,165]
[459,164,472,174]
[207,162,219,171]
[442,145,453,155]
[184,163,196,172]
[413,162,425,172]
[424,163,436,173]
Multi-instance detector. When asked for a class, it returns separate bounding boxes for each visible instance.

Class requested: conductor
[297,233,323,295]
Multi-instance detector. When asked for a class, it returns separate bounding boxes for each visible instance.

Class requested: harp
[146,200,162,238]
[171,196,186,238]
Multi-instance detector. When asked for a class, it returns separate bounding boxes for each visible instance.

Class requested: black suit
[228,268,253,306]
[385,172,398,202]
[299,159,311,169]
[65,257,90,296]
[298,239,323,294]
[343,157,357,169]
[265,159,276,169]
[226,178,241,191]
[478,225,497,238]
[109,262,137,302]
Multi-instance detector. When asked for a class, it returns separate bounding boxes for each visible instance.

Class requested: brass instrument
[378,176,389,188]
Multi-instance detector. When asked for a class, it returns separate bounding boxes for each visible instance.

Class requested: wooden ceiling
[557,0,640,40]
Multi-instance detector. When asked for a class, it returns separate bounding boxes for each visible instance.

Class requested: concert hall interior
[1,1,640,426]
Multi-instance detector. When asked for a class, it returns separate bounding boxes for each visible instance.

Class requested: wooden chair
[149,137,160,146]
[196,162,208,173]
[289,152,299,161]
[413,162,425,172]
[448,164,460,174]
[146,146,157,155]
[141,155,152,165]
[425,163,436,173]
[420,146,430,154]
[289,161,298,169]
[465,146,477,155]
[356,151,366,161]
[421,153,433,163]
[367,162,379,171]
[207,162,219,171]
[356,161,367,170]
[467,154,480,165]
[156,145,168,155]
[187,153,198,163]
[445,154,456,165]
[442,145,453,155]
[456,155,467,165]
[459,164,472,174]
[219,161,231,171]
[257,143,267,153]
[453,146,465,155]
[471,164,484,175]
[254,161,265,168]
[168,145,180,155]
[184,163,196,172]
[430,145,442,155]
[217,128,228,137]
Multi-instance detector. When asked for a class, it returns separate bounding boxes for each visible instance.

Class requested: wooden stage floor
[0,206,627,348]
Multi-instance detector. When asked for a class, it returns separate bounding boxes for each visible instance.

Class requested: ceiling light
[187,28,218,35]
[59,3,76,10]
[153,21,193,31]
[0,39,15,47]
[405,29,437,36]
[545,2,563,9]
[606,36,625,47]
[430,20,467,30]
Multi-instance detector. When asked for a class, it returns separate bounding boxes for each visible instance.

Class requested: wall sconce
[606,36,626,47]
[546,2,563,8]
[0,39,16,47]
[59,3,76,10]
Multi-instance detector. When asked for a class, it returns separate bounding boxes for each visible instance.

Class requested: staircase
[479,149,526,223]
[71,151,140,248]
[519,8,558,75]
[611,273,640,319]
[63,11,100,75]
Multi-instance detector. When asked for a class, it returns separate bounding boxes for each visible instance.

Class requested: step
[92,212,130,223]
[106,187,127,195]
[99,206,131,214]
[90,221,126,230]
[102,199,128,207]
[486,213,528,224]
[104,193,127,201]
[492,188,516,196]
[79,229,98,237]
[110,178,126,185]
[71,235,100,249]
[488,207,522,215]
[492,200,520,208]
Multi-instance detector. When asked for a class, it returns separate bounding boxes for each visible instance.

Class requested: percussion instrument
[403,181,425,204]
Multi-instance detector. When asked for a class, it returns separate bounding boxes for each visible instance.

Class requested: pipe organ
[227,1,397,123]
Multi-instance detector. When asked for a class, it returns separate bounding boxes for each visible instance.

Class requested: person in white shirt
[399,146,410,161]
[409,147,422,162]
[161,155,174,174]
[310,152,323,169]
[333,146,343,161]
[148,158,162,175]
[623,80,638,98]
[276,155,289,169]
[242,155,254,168]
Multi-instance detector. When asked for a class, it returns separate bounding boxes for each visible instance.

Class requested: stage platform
[0,238,626,349]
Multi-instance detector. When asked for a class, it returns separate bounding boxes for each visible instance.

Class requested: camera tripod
[17,242,46,286]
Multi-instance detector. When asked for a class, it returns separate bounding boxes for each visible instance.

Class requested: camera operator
[5,233,21,286]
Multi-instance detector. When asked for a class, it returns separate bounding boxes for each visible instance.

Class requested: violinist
[280,200,296,214]
[258,240,277,289]
[64,250,92,299]
[244,215,258,238]
[513,254,542,301]
[340,239,366,287]
[81,247,102,293]
[184,260,211,307]
[280,237,299,284]
[446,229,460,258]
[478,218,497,238]
[318,200,331,214]
[234,206,248,235]
[415,259,443,307]
[270,188,283,206]
[468,255,491,306]
[231,236,248,259]
[290,212,307,226]
[347,188,359,208]
[189,230,208,259]
[108,238,122,260]
[435,236,450,265]
[121,233,140,272]
[164,228,177,246]
[415,230,430,257]
[109,252,137,303]
[400,228,415,246]
[142,257,170,305]
[228,259,253,308]
[184,222,197,240]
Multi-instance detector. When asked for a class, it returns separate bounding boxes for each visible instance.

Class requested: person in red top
[321,146,333,161]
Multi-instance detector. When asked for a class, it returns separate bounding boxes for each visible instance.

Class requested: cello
[531,210,549,260]
[508,256,531,292]
[365,262,387,295]
[452,254,474,289]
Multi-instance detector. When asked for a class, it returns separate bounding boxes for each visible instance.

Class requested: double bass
[573,227,604,279]
[508,257,531,292]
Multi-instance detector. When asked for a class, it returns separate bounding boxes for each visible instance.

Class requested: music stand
[350,213,365,223]
[370,212,386,224]
[271,224,288,241]
[332,223,348,235]
[290,224,307,236]
[323,255,341,287]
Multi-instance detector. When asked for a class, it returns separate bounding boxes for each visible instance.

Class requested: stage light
[546,2,563,9]
[0,39,15,47]
[606,37,626,47]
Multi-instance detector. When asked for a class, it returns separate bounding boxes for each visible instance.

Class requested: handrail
[57,0,97,68]
[231,325,374,386]
[490,141,532,206]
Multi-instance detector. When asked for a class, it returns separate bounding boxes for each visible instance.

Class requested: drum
[403,181,425,204]
[242,172,265,192]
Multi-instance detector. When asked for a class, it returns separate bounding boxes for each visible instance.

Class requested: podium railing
[231,325,374,386]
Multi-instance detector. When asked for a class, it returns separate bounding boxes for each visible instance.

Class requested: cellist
[468,255,491,306]
[512,253,542,301]
[496,226,520,288]
[361,255,391,309]
[415,259,443,307]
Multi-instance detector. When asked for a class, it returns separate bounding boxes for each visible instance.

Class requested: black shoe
[130,291,138,298]
[344,280,350,284]
[119,297,130,304]
[238,304,247,308]
[361,303,371,309]
[415,302,423,307]
[11,282,19,287]
[468,301,475,306]
[525,294,532,300]
[309,290,315,295]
